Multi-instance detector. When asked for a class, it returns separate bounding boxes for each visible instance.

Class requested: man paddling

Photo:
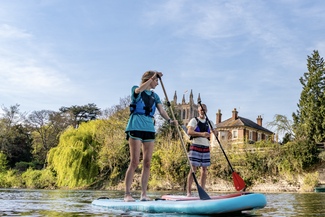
[186,104,217,197]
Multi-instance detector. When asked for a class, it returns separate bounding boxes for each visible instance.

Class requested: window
[258,133,261,141]
[265,135,268,141]
[249,132,253,140]
[219,132,226,140]
[183,110,185,119]
[233,130,238,139]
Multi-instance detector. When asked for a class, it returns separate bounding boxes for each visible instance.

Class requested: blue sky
[0,0,325,139]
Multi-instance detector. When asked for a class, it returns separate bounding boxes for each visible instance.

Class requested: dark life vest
[129,91,156,117]
[189,117,211,140]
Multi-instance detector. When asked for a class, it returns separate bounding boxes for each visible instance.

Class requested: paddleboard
[161,192,251,200]
[92,193,267,215]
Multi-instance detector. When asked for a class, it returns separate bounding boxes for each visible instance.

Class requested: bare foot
[140,196,152,201]
[124,193,136,202]
[186,193,192,197]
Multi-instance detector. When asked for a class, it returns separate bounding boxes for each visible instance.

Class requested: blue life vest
[129,91,156,117]
[190,117,211,140]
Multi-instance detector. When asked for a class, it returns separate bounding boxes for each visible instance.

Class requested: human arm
[187,126,210,138]
[134,72,163,94]
[156,103,178,126]
[208,120,218,136]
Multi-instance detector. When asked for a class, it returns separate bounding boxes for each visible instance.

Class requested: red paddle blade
[233,172,246,191]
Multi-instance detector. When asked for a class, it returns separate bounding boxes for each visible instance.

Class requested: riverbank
[99,162,325,193]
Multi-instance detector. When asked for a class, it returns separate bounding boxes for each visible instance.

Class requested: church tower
[172,89,200,126]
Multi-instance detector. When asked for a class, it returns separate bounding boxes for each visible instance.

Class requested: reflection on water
[0,189,325,216]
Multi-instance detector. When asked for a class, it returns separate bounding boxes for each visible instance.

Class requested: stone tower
[173,90,200,126]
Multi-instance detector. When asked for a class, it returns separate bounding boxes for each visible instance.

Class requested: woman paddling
[124,70,178,202]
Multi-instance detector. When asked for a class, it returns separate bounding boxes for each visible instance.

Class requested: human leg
[140,140,154,201]
[124,137,142,202]
[200,167,208,190]
[186,165,197,197]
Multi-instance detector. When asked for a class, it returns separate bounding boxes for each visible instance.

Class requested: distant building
[172,90,274,146]
[173,89,201,127]
[214,108,274,146]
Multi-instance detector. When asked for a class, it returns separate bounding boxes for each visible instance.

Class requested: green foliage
[22,168,56,188]
[59,103,101,128]
[0,104,25,153]
[293,50,325,143]
[278,139,318,173]
[302,172,319,191]
[1,124,33,168]
[157,100,184,140]
[208,139,319,185]
[282,133,292,144]
[267,114,294,141]
[319,151,325,161]
[48,120,102,188]
[148,136,189,189]
[15,161,35,171]
[0,151,8,172]
[26,110,70,164]
[0,169,24,188]
[95,105,130,186]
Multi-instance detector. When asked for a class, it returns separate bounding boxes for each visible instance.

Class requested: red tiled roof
[215,116,273,134]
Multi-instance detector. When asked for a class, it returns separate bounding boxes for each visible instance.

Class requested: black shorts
[126,131,155,142]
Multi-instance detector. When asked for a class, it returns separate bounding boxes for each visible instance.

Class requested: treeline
[0,50,325,191]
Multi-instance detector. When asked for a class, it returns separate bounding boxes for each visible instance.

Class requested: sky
[0,0,325,139]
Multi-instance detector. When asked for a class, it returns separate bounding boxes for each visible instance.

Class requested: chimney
[257,115,262,126]
[232,108,238,120]
[216,109,222,124]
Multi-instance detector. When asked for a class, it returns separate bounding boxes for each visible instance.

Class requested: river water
[0,188,325,216]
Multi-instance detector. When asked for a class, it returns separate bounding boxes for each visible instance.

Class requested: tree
[25,110,73,166]
[293,50,325,143]
[157,100,184,140]
[266,114,294,143]
[59,103,101,128]
[4,124,33,168]
[282,133,292,145]
[0,151,8,172]
[0,104,25,153]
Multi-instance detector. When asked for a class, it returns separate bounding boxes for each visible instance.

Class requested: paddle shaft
[159,79,196,175]
[158,77,210,199]
[198,101,234,172]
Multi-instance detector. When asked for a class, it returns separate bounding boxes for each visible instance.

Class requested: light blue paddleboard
[92,193,267,215]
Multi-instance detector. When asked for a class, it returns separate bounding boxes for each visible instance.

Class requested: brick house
[213,108,274,147]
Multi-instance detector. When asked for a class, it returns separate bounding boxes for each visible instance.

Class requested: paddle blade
[192,172,210,200]
[197,185,211,200]
[233,172,246,191]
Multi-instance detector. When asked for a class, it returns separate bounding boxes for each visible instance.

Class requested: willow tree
[293,50,325,143]
[48,120,102,188]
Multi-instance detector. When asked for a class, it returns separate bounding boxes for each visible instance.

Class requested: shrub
[302,172,319,191]
[15,161,35,172]
[0,151,8,172]
[22,168,57,188]
[0,170,24,188]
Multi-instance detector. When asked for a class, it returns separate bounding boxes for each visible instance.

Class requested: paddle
[197,101,246,191]
[158,76,210,200]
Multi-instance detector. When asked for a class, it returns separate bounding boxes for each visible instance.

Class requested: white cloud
[0,24,32,39]
[0,23,73,97]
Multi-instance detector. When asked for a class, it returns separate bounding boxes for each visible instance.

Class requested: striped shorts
[188,144,211,167]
